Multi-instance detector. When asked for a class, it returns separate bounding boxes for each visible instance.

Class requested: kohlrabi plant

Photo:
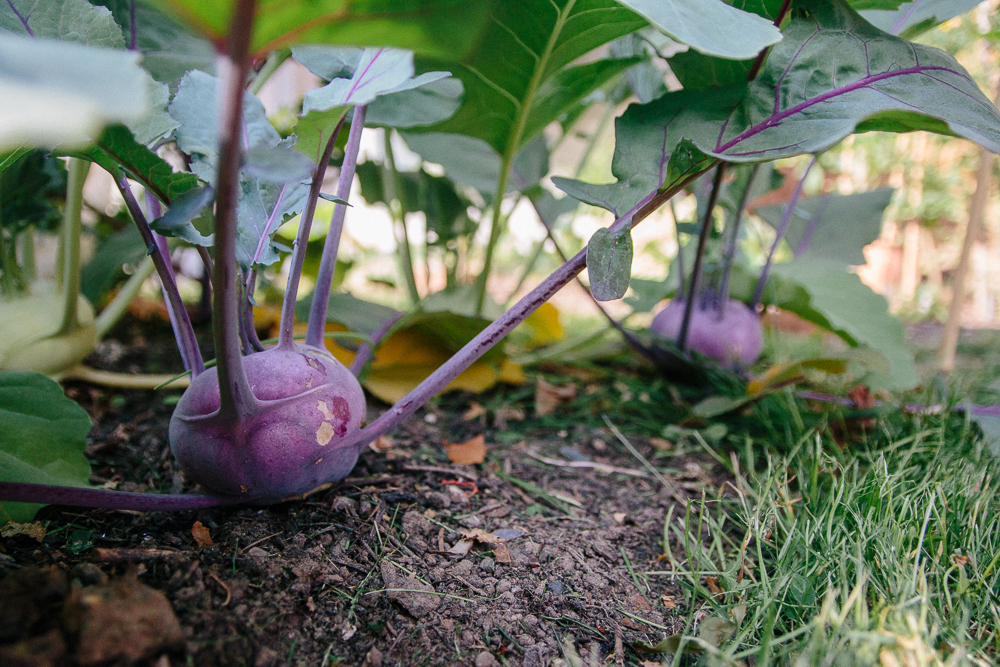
[3,0,1000,517]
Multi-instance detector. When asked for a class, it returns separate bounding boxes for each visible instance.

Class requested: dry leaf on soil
[445,434,487,465]
[535,377,577,417]
[191,521,212,547]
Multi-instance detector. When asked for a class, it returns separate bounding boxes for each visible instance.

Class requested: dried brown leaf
[444,434,487,465]
[191,521,212,548]
[1,521,47,542]
[535,377,577,417]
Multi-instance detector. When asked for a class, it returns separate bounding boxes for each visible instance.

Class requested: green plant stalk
[94,254,156,338]
[57,157,90,335]
[0,231,18,296]
[473,0,578,316]
[19,226,35,285]
[383,131,420,306]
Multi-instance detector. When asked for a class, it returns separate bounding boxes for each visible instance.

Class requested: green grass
[648,398,1000,666]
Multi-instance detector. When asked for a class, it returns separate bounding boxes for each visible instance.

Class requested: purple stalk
[115,175,205,375]
[332,172,706,454]
[716,65,957,157]
[276,115,346,347]
[792,195,831,257]
[153,233,197,371]
[211,0,258,419]
[7,0,33,37]
[678,165,726,352]
[305,105,367,349]
[718,165,759,310]
[0,482,251,510]
[348,311,404,376]
[745,0,792,81]
[243,268,265,352]
[751,156,815,308]
[128,0,137,51]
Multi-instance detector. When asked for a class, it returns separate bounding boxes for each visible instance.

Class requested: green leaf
[1,0,123,47]
[0,150,66,235]
[294,48,453,162]
[82,125,199,205]
[412,1,646,165]
[587,227,633,302]
[355,162,472,245]
[128,79,180,147]
[768,261,918,390]
[562,0,1000,215]
[0,34,150,150]
[756,188,894,265]
[0,370,92,524]
[243,146,315,184]
[859,1,982,37]
[553,89,736,215]
[366,78,464,129]
[150,184,215,246]
[236,173,310,272]
[81,226,147,302]
[297,291,401,339]
[615,0,781,59]
[93,0,216,87]
[401,132,502,193]
[611,33,667,104]
[708,0,1000,161]
[145,0,492,58]
[169,69,281,180]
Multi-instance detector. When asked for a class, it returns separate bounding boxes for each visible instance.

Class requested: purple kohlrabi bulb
[651,298,763,366]
[168,343,366,502]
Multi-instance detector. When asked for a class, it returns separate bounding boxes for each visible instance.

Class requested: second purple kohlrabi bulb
[651,298,763,366]
[168,343,366,502]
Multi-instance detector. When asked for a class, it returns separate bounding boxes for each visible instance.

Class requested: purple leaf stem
[678,165,726,352]
[6,0,33,37]
[745,0,792,80]
[0,482,250,510]
[751,155,815,308]
[348,311,404,376]
[276,115,345,347]
[305,105,367,349]
[211,0,259,420]
[792,195,831,257]
[718,165,759,309]
[243,268,265,351]
[128,0,137,51]
[716,66,960,157]
[114,174,204,375]
[331,171,707,457]
[153,233,197,371]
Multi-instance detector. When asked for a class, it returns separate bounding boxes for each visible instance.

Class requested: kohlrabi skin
[169,343,365,502]
[651,298,763,366]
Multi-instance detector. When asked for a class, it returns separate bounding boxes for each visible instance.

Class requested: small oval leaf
[587,227,633,302]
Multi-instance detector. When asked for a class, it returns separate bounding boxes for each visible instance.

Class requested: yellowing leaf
[323,321,523,403]
[747,358,848,396]
[445,434,487,465]
[517,303,564,348]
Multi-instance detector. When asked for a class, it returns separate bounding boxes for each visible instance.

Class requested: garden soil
[0,317,732,667]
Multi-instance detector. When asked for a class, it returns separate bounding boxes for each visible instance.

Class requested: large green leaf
[235,171,310,272]
[708,0,1000,161]
[81,225,147,302]
[144,0,492,59]
[411,1,645,167]
[0,150,66,236]
[0,34,150,150]
[0,0,123,47]
[93,0,216,87]
[615,0,780,59]
[859,1,984,38]
[0,370,92,523]
[768,262,917,390]
[756,189,894,265]
[559,0,1000,214]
